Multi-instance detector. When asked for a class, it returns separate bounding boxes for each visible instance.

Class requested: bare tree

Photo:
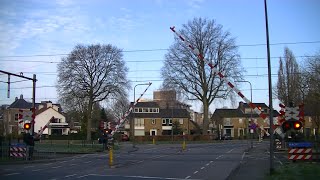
[106,96,130,123]
[276,47,302,106]
[162,18,243,134]
[57,44,130,140]
[303,52,320,137]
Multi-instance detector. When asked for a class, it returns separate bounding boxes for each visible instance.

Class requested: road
[1,141,265,180]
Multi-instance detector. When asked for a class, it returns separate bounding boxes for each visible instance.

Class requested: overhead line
[0,40,319,58]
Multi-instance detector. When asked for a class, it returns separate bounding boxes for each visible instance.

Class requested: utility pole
[0,70,37,136]
[264,0,275,174]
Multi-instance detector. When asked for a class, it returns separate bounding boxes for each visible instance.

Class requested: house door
[150,129,157,136]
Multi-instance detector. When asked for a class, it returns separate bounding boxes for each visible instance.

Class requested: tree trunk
[202,99,209,135]
[86,98,93,141]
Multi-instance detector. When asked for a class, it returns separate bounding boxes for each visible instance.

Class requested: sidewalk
[228,142,273,180]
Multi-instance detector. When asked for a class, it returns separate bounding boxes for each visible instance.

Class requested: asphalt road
[1,141,253,180]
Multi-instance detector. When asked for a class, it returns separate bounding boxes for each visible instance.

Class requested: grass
[266,162,320,180]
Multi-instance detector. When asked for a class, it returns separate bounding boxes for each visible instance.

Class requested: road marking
[200,167,205,170]
[227,148,234,153]
[193,171,198,174]
[77,174,90,178]
[52,166,62,169]
[216,155,223,159]
[84,161,92,163]
[65,174,77,178]
[210,161,213,163]
[242,152,246,160]
[70,163,76,166]
[32,169,42,172]
[185,176,191,179]
[4,173,20,176]
[206,163,210,166]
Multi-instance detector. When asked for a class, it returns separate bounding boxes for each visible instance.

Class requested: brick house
[212,102,279,139]
[126,90,199,137]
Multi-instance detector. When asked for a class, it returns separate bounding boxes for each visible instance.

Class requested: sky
[0,0,320,113]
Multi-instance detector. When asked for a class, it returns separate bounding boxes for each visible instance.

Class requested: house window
[134,108,139,113]
[179,119,184,124]
[151,119,156,124]
[162,118,172,125]
[225,118,231,126]
[14,114,19,121]
[239,119,243,123]
[143,108,148,113]
[135,118,144,126]
[139,108,142,112]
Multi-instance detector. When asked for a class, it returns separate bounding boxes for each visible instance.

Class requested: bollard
[182,140,186,151]
[109,146,113,167]
[152,137,155,145]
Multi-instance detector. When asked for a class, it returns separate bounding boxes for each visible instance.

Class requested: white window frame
[169,119,172,125]
[239,118,243,124]
[179,119,183,125]
[151,119,156,124]
[162,119,166,125]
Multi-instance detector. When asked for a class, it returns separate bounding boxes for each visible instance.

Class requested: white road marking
[4,173,20,176]
[77,174,90,178]
[70,163,76,166]
[32,169,42,172]
[206,163,210,166]
[200,167,205,170]
[216,155,223,159]
[210,161,213,163]
[193,171,198,174]
[227,149,234,153]
[185,176,191,179]
[241,152,246,160]
[84,161,92,163]
[65,174,77,178]
[52,166,62,169]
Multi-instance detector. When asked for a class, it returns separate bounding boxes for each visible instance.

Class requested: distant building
[2,95,69,136]
[124,90,199,136]
[212,102,279,139]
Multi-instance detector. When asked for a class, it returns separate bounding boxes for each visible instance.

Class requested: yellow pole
[153,137,155,145]
[182,140,186,151]
[109,146,113,167]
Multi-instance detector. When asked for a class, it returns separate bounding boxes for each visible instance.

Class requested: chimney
[15,97,18,101]
[239,101,244,112]
[20,94,23,99]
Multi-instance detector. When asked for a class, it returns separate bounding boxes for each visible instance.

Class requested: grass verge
[266,162,320,180]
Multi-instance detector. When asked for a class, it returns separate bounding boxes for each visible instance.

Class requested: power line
[0,40,319,58]
[0,55,317,64]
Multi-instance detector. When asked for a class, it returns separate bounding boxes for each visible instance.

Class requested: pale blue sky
[0,0,319,112]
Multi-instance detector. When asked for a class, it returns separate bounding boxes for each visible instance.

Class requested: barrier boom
[170,26,283,137]
[111,82,152,135]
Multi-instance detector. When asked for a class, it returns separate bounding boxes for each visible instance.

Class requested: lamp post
[235,80,253,148]
[132,82,152,147]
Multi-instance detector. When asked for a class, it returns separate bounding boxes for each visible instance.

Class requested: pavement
[228,141,284,180]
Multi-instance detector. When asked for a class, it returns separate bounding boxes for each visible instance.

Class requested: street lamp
[132,82,152,147]
[235,80,253,148]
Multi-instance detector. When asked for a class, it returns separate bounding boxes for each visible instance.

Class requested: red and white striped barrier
[111,82,152,135]
[169,26,284,138]
[10,146,27,158]
[34,116,54,139]
[288,148,312,160]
